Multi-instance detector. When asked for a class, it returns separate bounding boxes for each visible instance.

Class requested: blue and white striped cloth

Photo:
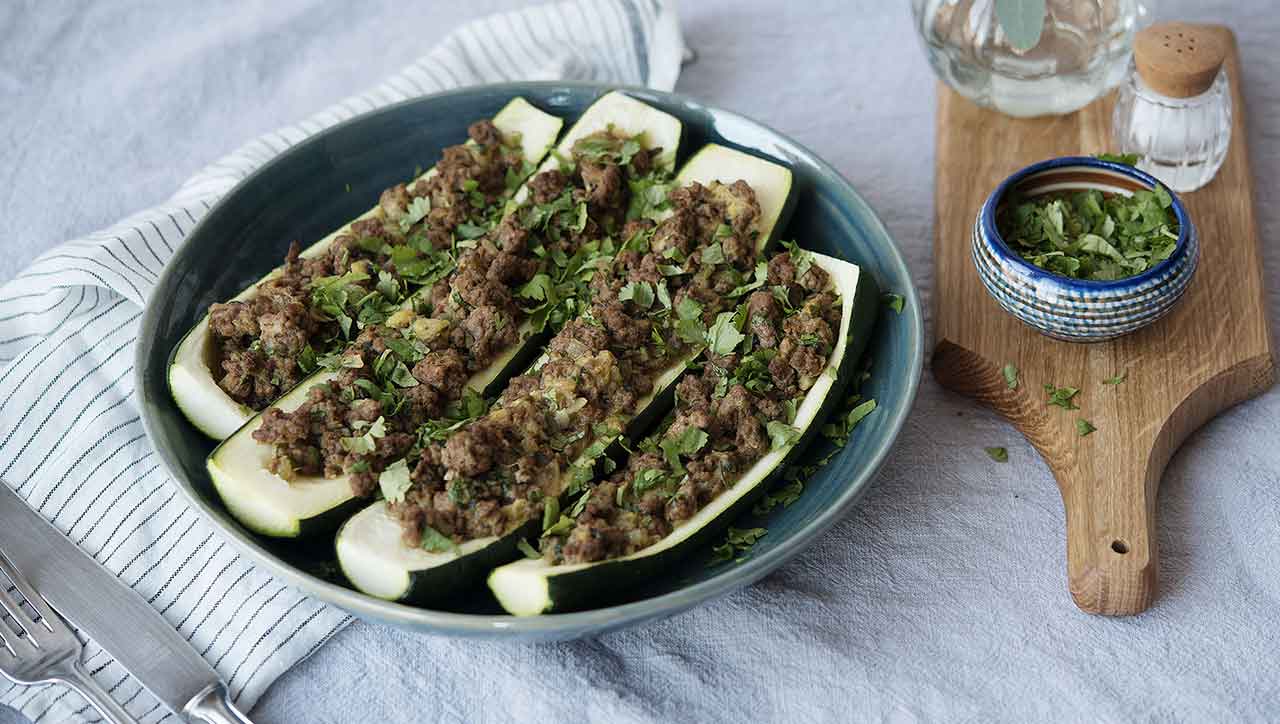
[0,2,682,721]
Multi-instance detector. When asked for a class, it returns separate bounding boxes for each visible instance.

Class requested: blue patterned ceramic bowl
[972,157,1198,342]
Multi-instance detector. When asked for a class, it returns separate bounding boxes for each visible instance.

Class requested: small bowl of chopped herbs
[973,156,1198,342]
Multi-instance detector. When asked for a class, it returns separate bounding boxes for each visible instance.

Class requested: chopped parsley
[997,183,1179,281]
[751,480,804,516]
[516,538,541,559]
[709,527,768,566]
[821,398,876,444]
[378,459,413,503]
[340,416,385,454]
[766,420,801,450]
[420,524,457,553]
[399,196,431,233]
[1102,370,1128,385]
[1002,363,1019,390]
[659,426,708,474]
[1095,153,1141,166]
[985,446,1009,463]
[619,280,655,309]
[1076,419,1097,437]
[883,293,905,314]
[1044,384,1080,410]
[706,311,745,356]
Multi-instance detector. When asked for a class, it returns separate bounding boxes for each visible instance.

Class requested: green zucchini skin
[292,497,372,540]
[353,517,538,608]
[492,259,882,615]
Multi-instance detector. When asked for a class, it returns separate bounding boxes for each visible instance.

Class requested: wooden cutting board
[931,28,1274,616]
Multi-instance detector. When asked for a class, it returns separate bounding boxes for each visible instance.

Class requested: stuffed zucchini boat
[336,145,796,605]
[488,250,880,615]
[208,92,684,538]
[170,97,564,440]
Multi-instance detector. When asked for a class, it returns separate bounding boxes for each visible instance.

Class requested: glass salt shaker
[1112,22,1231,192]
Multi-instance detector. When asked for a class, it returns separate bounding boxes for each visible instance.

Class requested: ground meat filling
[541,249,841,565]
[252,312,459,497]
[209,119,526,409]
[254,130,667,503]
[391,176,771,550]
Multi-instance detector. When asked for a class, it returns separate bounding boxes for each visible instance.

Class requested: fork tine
[0,583,34,641]
[0,551,57,628]
[0,607,35,659]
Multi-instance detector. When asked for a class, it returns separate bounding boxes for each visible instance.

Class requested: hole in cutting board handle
[1111,539,1130,555]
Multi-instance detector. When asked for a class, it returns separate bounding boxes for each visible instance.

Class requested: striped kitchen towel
[0,2,683,722]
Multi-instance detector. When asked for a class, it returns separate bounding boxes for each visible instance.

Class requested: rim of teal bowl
[981,155,1192,290]
[137,81,925,638]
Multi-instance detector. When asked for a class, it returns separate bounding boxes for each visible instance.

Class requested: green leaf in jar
[994,0,1046,51]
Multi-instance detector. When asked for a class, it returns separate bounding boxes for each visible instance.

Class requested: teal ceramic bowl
[136,83,923,641]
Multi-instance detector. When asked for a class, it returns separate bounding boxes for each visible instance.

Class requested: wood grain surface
[931,28,1274,616]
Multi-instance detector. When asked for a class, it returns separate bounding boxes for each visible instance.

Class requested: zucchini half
[169,97,564,440]
[335,145,796,605]
[207,92,685,539]
[487,253,881,616]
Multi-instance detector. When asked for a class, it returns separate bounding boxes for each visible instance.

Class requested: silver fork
[0,550,138,724]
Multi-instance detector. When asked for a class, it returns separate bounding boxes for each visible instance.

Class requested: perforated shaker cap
[1134,22,1227,98]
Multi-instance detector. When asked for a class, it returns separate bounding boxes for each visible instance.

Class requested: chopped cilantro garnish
[340,416,386,454]
[706,311,745,356]
[516,538,541,559]
[997,183,1179,281]
[455,222,487,240]
[659,426,708,473]
[752,480,803,516]
[1076,419,1097,436]
[985,447,1009,463]
[541,496,560,532]
[1044,384,1080,410]
[708,527,767,566]
[420,524,457,553]
[727,262,768,297]
[1102,370,1128,385]
[1002,363,1019,390]
[883,293,905,314]
[399,196,431,233]
[1095,153,1141,166]
[821,398,876,445]
[619,280,655,309]
[701,242,726,265]
[378,459,412,503]
[766,420,801,450]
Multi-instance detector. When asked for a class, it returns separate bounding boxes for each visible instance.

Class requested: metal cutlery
[0,550,138,724]
[0,481,252,723]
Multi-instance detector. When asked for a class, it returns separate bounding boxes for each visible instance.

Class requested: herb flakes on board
[1044,384,1080,410]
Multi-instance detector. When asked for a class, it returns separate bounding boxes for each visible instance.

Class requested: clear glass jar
[912,0,1154,117]
[1111,61,1231,192]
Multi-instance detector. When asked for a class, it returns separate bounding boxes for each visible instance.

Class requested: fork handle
[60,660,140,724]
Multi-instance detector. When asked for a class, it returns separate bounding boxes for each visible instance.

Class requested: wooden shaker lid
[1134,22,1226,98]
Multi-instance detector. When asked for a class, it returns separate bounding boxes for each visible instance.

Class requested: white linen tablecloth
[3,1,1278,722]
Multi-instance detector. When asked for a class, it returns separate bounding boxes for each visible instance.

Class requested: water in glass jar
[912,0,1152,118]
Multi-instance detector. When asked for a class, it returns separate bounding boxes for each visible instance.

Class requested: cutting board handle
[1059,465,1157,615]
